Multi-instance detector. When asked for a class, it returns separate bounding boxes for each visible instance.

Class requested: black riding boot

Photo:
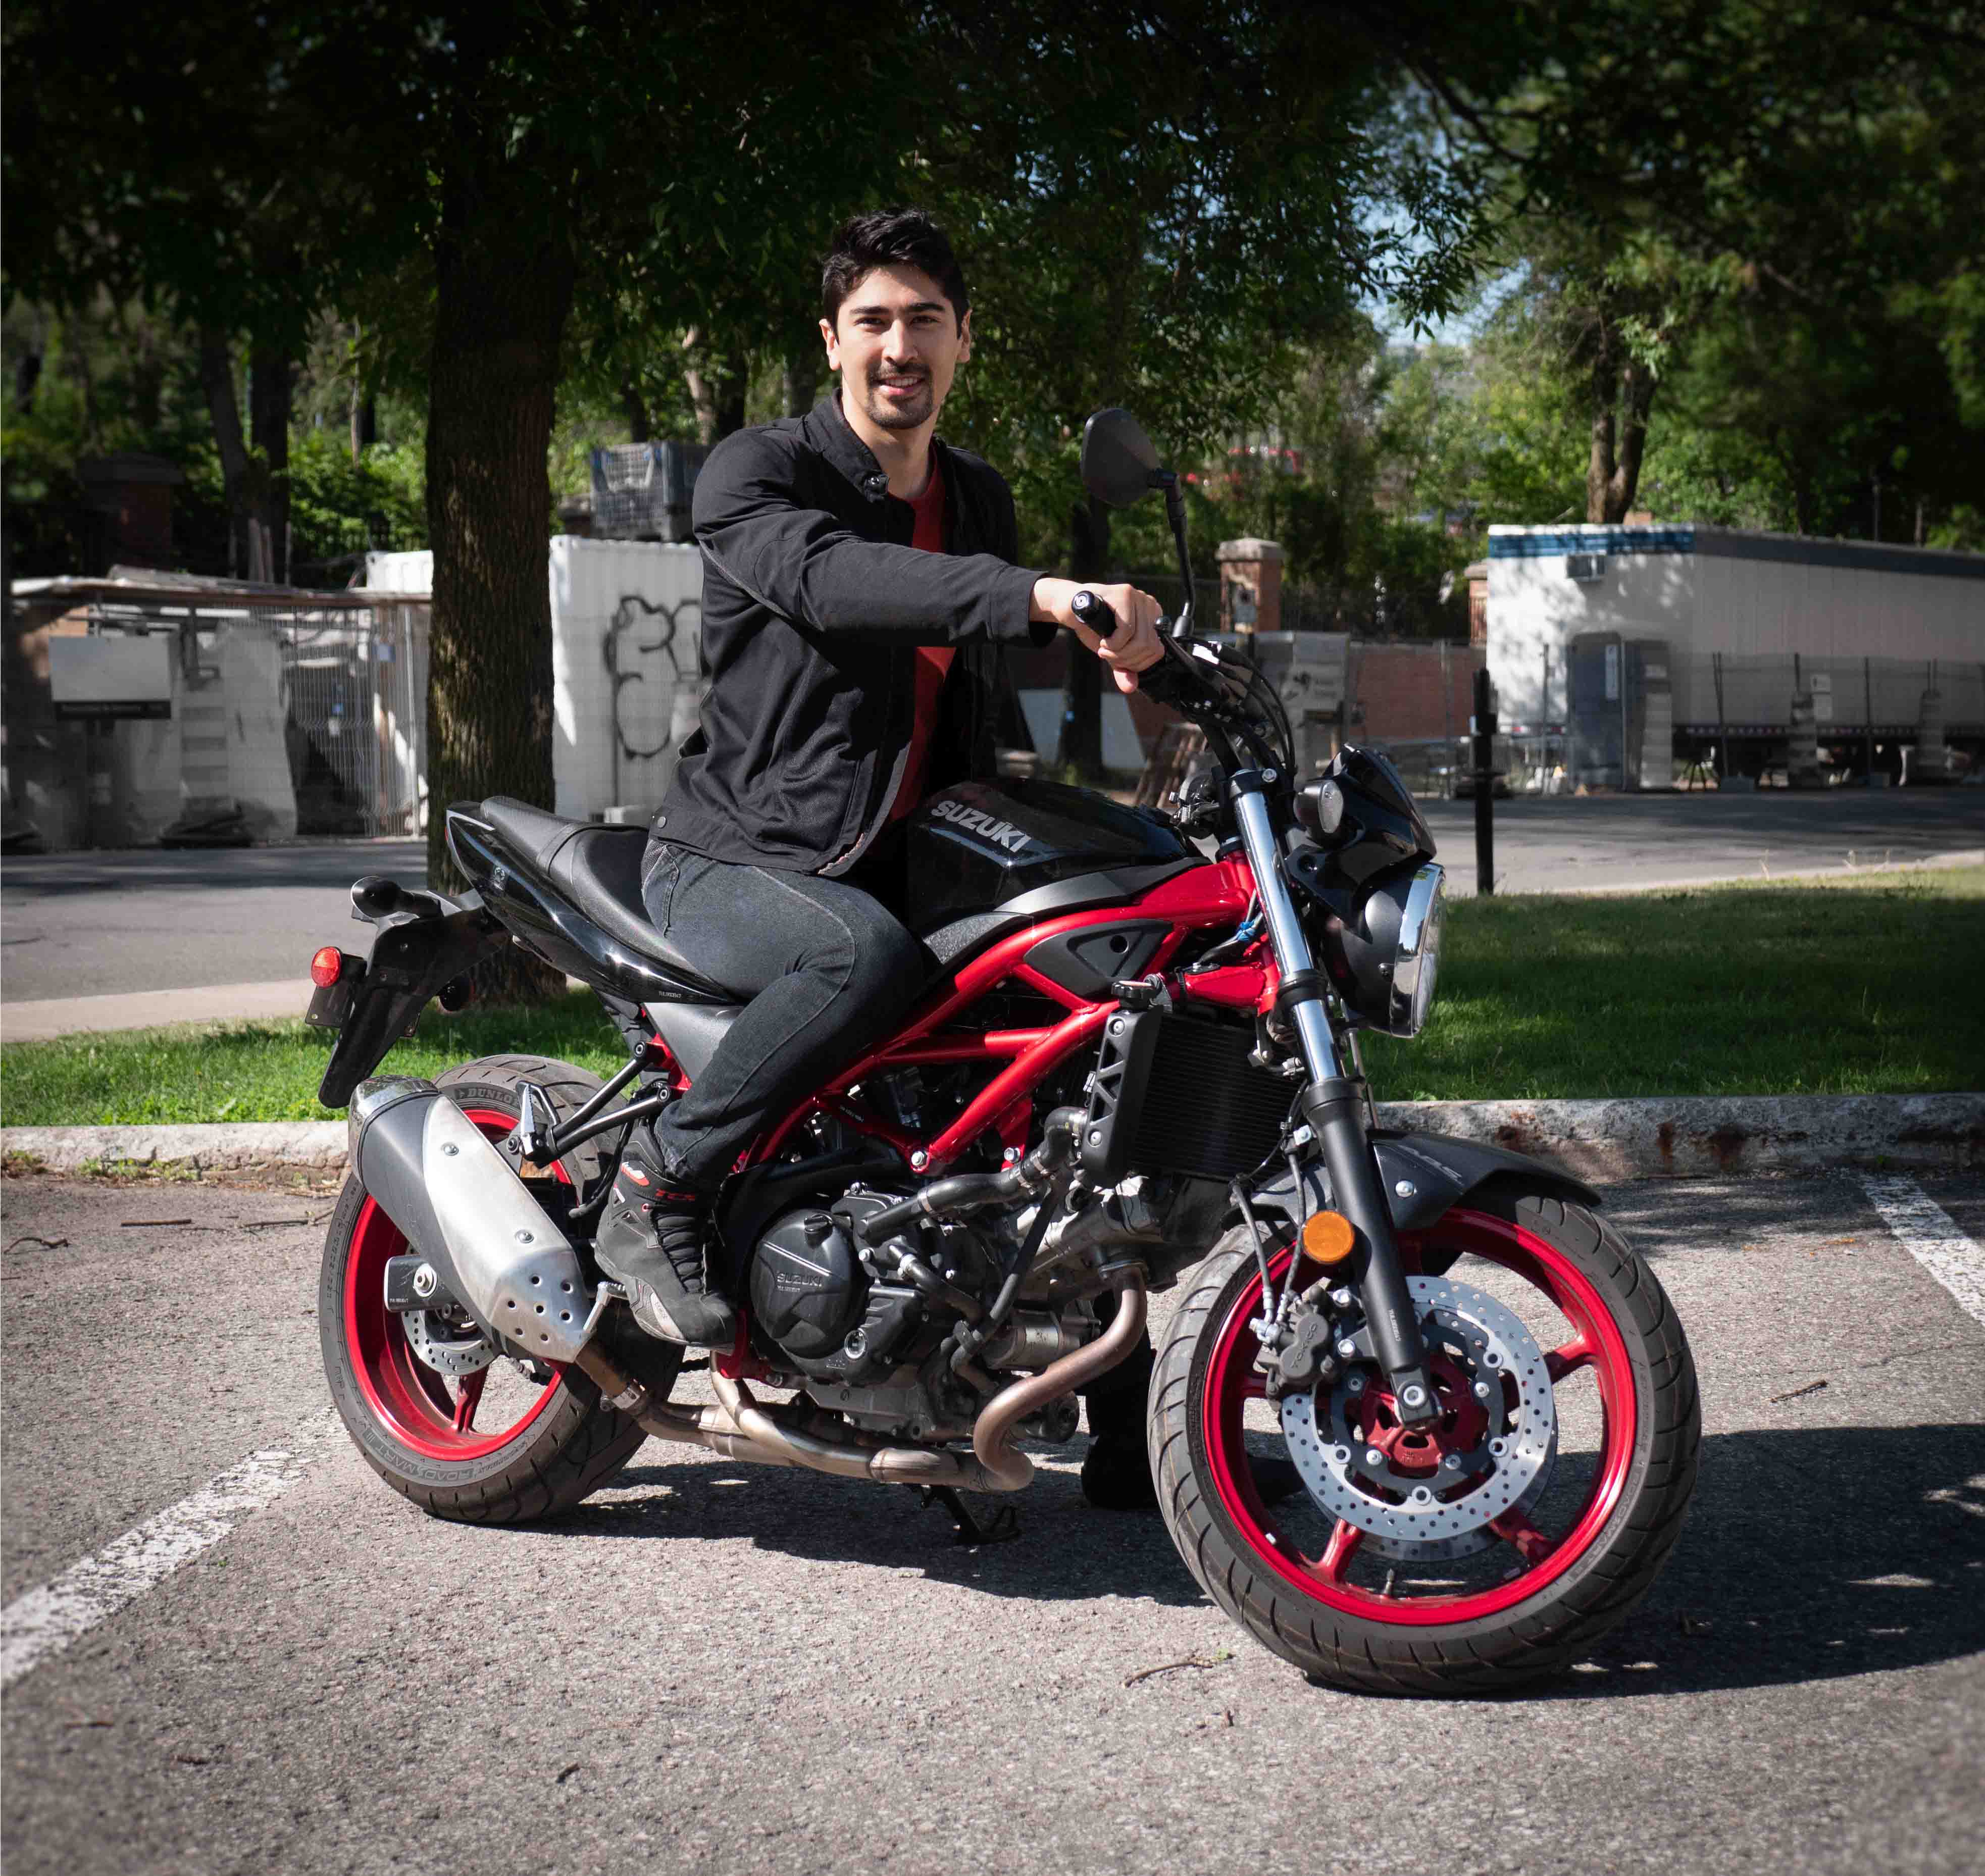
[593,1131,736,1347]
[1079,1317,1159,1511]
[1078,1306,1305,1512]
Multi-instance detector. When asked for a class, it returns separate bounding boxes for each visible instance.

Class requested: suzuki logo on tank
[928,798,1038,853]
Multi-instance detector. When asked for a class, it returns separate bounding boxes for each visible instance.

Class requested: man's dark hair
[821,209,970,329]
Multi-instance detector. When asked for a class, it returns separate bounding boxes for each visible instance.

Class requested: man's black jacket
[655,393,1051,875]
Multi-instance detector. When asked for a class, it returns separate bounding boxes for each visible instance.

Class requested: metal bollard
[1472,667,1496,896]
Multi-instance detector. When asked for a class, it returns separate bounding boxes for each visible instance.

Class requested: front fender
[1246,1128,1601,1234]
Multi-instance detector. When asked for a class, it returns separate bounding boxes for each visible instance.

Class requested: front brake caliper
[1255,1293,1342,1401]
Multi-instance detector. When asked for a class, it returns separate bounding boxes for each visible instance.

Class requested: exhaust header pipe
[348,1078,599,1364]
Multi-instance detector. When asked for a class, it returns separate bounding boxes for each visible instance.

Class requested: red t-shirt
[888,458,956,822]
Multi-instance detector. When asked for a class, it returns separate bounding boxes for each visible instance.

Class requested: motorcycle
[308,408,1699,1695]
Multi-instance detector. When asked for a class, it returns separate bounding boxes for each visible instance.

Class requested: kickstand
[914,1485,1021,1547]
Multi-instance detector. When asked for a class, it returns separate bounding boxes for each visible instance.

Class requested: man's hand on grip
[1030,578,1164,693]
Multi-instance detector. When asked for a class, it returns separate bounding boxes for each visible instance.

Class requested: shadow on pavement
[564,1444,1208,1608]
[1575,1421,1985,1697]
[569,1422,1985,1688]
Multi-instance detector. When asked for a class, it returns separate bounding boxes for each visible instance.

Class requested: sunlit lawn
[3,866,1979,1126]
[1359,864,1984,1100]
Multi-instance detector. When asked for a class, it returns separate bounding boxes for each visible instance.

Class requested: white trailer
[1485,525,1985,785]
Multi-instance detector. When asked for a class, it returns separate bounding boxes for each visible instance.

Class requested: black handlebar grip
[1069,588,1121,641]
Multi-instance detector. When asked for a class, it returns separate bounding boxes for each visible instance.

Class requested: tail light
[311,946,354,988]
[305,946,364,1032]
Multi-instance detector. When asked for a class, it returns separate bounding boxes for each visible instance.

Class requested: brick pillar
[1216,537,1284,635]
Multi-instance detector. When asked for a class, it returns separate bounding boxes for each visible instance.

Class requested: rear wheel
[320,1053,678,1522]
[1151,1187,1699,1694]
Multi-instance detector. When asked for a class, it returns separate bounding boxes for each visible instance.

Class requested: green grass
[1360,864,1985,1100]
[1,996,625,1127]
[3,867,1980,1127]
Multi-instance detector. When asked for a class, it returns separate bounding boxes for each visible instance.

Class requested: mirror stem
[1153,469,1193,636]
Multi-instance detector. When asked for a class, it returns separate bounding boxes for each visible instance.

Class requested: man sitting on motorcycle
[596,207,1169,1505]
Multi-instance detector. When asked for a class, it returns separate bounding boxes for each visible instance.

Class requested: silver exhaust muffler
[347,1077,599,1364]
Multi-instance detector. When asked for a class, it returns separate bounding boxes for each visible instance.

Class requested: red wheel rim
[343,1106,565,1461]
[1199,1208,1638,1626]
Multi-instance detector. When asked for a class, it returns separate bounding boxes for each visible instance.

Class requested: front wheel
[1150,1188,1700,1695]
[320,1053,676,1523]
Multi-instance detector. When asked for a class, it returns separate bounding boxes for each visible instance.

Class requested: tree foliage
[6,0,1978,873]
[1409,0,1985,535]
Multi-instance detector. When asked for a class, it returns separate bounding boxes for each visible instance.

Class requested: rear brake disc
[402,1306,498,1378]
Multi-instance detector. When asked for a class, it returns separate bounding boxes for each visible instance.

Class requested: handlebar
[1064,591,1294,775]
[1137,630,1295,776]
[1069,588,1121,642]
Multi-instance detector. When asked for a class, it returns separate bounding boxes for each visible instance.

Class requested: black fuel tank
[903,779,1191,930]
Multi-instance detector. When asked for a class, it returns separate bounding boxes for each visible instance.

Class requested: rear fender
[1244,1128,1601,1240]
[318,903,510,1110]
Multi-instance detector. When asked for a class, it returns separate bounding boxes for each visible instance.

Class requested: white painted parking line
[1859,1175,1985,1332]
[1,1429,330,1690]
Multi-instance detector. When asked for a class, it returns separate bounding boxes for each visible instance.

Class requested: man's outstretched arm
[694,431,1043,647]
[695,431,1164,686]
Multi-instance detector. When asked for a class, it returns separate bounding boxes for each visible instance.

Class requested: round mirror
[1081,408,1162,509]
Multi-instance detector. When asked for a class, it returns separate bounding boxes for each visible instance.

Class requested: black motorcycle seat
[477,797,1045,1001]
[478,797,740,1001]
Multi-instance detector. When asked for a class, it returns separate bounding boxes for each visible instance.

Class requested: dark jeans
[640,837,929,1192]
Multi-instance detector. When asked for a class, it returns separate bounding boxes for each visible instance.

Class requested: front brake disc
[1280,1274,1558,1559]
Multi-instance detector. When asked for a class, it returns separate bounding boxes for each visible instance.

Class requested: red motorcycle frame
[742,855,1264,1174]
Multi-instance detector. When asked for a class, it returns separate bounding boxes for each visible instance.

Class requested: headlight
[1317,861,1446,1037]
[1388,863,1445,1037]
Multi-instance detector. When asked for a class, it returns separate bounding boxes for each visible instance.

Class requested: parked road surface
[2,1167,1980,1875]
[2,840,424,1005]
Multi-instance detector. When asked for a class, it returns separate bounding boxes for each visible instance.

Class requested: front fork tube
[1230,772,1438,1426]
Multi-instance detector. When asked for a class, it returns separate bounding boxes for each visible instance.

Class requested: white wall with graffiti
[364,539,705,821]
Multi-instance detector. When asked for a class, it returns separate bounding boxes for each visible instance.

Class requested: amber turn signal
[1301,1209,1356,1267]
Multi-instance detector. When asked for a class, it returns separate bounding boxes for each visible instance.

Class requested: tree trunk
[1058,496,1110,779]
[424,155,575,1001]
[1585,352,1619,525]
[1603,359,1655,522]
[197,327,258,579]
[126,308,164,435]
[249,340,293,583]
[348,320,378,462]
[683,329,749,444]
[1586,329,1656,524]
[349,344,377,463]
[621,380,652,443]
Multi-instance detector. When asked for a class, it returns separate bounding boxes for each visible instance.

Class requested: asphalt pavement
[1,840,425,1005]
[1419,785,1982,896]
[3,1168,1980,1876]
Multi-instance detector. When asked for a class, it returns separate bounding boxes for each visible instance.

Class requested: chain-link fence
[275,597,428,836]
[6,574,431,848]
[1350,734,1569,800]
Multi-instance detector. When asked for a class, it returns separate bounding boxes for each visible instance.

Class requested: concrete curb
[6,1093,1980,1184]
[1368,1092,1985,1183]
[3,1122,348,1177]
